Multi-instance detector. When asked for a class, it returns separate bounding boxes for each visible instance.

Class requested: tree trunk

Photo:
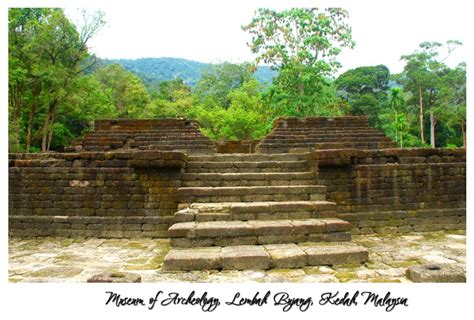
[461,120,466,148]
[47,113,55,151]
[296,69,303,115]
[430,111,436,148]
[9,84,22,152]
[25,103,36,153]
[418,86,425,144]
[41,99,58,152]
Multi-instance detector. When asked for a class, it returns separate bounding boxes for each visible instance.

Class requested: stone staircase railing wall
[312,148,466,234]
[8,150,186,238]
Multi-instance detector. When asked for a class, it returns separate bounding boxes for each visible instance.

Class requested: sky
[61,0,470,75]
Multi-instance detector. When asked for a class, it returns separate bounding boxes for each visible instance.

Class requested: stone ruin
[8,116,466,271]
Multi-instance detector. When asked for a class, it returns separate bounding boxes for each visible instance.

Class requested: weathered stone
[265,244,307,268]
[163,248,222,271]
[406,264,465,282]
[303,245,368,266]
[222,246,270,270]
[87,272,141,283]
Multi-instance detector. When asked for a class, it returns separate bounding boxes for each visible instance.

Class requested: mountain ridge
[98,57,276,86]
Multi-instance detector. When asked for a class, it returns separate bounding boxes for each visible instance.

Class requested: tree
[188,79,267,141]
[138,78,193,118]
[436,63,466,147]
[8,8,105,152]
[194,62,254,108]
[242,8,354,116]
[335,65,390,126]
[92,64,150,118]
[400,41,462,148]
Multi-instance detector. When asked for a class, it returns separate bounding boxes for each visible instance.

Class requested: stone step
[176,201,337,222]
[162,243,368,271]
[185,160,311,173]
[187,153,310,162]
[177,185,326,203]
[168,218,351,247]
[180,172,316,187]
[267,132,387,139]
[314,142,397,149]
[262,136,393,144]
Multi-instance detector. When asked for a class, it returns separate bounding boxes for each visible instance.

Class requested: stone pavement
[8,230,465,283]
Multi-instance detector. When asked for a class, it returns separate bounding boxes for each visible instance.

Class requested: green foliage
[189,79,267,141]
[194,62,255,108]
[8,8,105,152]
[243,8,354,118]
[8,7,466,151]
[92,64,150,118]
[335,65,390,126]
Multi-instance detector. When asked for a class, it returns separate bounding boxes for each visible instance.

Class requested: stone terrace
[257,116,397,153]
[66,119,216,153]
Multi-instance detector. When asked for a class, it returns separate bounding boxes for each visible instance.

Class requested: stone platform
[8,231,465,283]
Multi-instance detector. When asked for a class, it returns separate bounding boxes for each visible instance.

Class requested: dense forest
[8,8,466,153]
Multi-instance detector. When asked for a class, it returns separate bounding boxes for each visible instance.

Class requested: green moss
[446,230,466,235]
[110,272,126,278]
[387,260,421,268]
[370,278,402,283]
[9,277,22,283]
[59,239,76,247]
[27,267,83,278]
[336,263,361,269]
[124,254,166,270]
[335,271,358,283]
[125,242,148,250]
[55,254,75,262]
[126,258,149,265]
[422,231,446,240]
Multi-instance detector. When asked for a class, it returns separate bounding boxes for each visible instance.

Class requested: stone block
[222,246,270,270]
[266,244,307,268]
[303,244,368,266]
[163,248,222,271]
[406,264,465,283]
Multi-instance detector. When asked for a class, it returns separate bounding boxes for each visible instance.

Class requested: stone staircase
[163,153,368,271]
[257,116,397,153]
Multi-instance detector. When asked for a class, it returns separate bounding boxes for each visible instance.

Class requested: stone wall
[9,150,186,238]
[312,148,466,234]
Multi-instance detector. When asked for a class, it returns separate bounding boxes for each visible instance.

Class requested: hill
[99,57,276,87]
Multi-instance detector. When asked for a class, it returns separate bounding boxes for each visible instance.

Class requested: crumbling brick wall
[312,148,466,234]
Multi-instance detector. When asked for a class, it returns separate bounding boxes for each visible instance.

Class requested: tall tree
[242,8,354,116]
[335,65,390,126]
[8,8,105,152]
[400,40,462,147]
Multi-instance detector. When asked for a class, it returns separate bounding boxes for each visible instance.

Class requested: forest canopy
[8,8,466,152]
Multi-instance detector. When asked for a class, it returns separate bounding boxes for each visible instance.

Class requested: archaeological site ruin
[8,116,466,279]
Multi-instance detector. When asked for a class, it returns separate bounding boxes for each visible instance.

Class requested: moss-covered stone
[27,266,83,278]
[334,271,358,282]
[387,260,421,268]
[369,278,402,283]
